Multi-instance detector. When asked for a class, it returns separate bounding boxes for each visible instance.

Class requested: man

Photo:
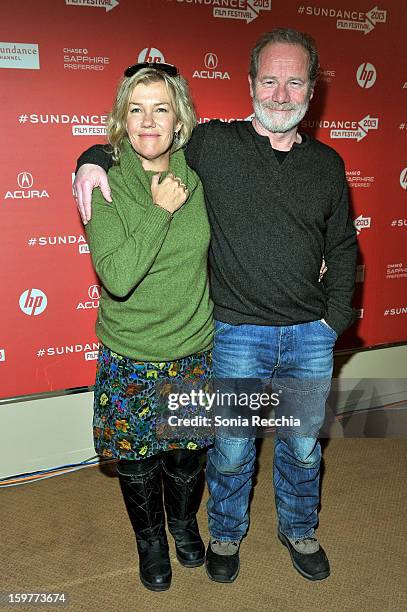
[74,28,357,583]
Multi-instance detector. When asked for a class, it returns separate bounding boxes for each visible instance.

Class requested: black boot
[117,456,172,591]
[162,449,206,567]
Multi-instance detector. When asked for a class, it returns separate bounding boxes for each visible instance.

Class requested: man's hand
[73,164,112,224]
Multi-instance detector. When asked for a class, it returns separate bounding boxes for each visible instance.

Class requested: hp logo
[138,47,165,64]
[356,63,376,89]
[19,289,47,316]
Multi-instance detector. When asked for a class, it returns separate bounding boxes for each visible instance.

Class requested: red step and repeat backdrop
[1,0,406,399]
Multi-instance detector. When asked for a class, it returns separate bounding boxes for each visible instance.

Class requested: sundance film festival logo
[338,5,387,33]
[354,214,371,234]
[173,1,271,24]
[356,62,376,88]
[302,115,379,141]
[19,289,47,316]
[26,234,89,254]
[65,0,119,11]
[331,115,378,141]
[400,168,407,190]
[17,113,107,136]
[384,305,407,317]
[390,219,407,228]
[138,47,165,64]
[4,172,49,200]
[77,284,101,310]
[36,342,99,360]
[193,52,230,80]
[0,42,40,70]
[298,5,387,35]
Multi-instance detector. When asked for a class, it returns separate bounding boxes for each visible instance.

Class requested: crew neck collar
[246,120,310,150]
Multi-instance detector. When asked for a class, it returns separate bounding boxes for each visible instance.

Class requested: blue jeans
[206,319,336,541]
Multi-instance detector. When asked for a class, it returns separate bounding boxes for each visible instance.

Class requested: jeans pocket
[317,319,338,339]
[214,320,230,336]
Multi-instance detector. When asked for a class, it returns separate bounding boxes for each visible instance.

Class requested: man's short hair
[249,28,319,85]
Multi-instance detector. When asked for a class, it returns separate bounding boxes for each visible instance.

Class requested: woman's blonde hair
[107,67,197,162]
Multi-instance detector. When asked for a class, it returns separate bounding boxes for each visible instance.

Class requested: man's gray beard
[253,97,309,134]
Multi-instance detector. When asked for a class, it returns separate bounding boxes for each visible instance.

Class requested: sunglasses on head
[124,62,179,78]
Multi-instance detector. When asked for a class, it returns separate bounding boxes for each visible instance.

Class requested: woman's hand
[151,172,189,215]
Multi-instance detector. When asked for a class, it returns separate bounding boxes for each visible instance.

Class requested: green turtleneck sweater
[85,139,213,361]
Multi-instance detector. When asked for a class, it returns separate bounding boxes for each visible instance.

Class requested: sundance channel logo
[0,42,40,70]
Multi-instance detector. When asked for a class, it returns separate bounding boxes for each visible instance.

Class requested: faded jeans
[206,319,336,541]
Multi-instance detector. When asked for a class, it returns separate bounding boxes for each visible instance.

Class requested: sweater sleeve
[85,186,172,298]
[323,159,358,336]
[75,144,114,173]
[184,123,208,170]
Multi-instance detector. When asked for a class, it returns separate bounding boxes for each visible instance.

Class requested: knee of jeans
[283,436,321,466]
[209,438,255,474]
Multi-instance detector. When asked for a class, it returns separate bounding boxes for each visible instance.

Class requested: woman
[85,62,213,592]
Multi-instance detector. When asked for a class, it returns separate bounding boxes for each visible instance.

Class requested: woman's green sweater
[85,139,213,361]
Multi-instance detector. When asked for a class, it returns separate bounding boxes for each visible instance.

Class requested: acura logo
[88,284,101,300]
[17,172,34,189]
[204,53,218,69]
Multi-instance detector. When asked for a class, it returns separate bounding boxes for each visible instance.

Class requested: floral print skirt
[93,344,214,460]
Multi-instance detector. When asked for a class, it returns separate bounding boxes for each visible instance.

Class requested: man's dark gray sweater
[77,120,358,336]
